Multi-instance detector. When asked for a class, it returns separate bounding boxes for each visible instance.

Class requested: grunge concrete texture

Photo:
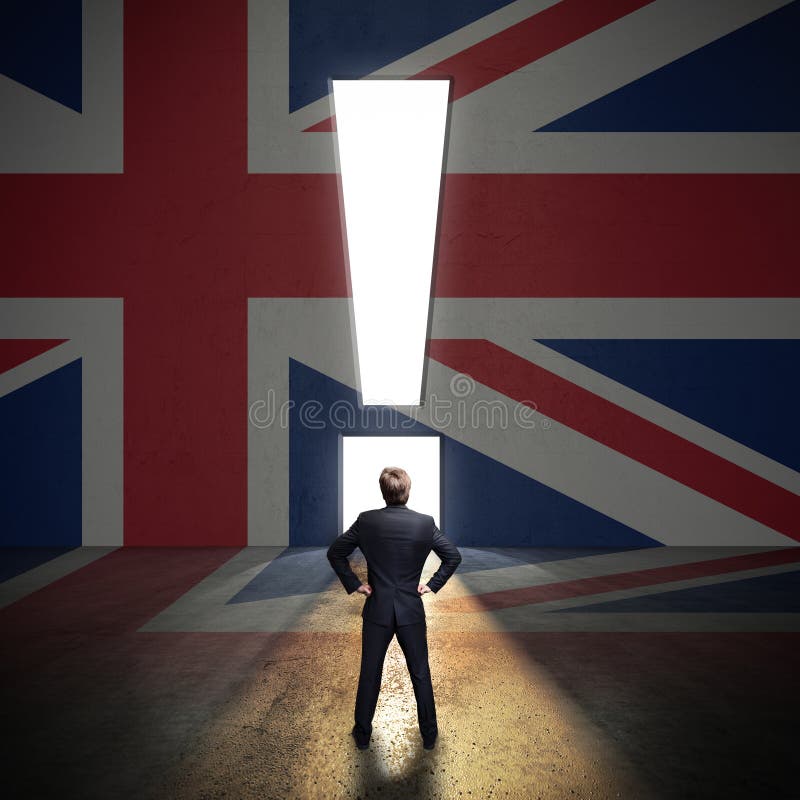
[2,547,798,799]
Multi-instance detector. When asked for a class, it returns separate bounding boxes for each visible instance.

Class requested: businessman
[327,466,462,751]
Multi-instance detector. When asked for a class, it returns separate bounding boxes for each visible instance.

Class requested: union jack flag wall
[1,1,798,549]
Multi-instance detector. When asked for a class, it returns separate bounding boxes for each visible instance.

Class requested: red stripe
[421,0,654,100]
[120,1,250,545]
[433,174,800,297]
[440,548,800,613]
[0,547,242,635]
[429,339,800,541]
[305,0,654,132]
[3,175,797,298]
[0,339,68,375]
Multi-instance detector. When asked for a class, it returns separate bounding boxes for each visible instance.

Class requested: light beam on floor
[333,79,450,406]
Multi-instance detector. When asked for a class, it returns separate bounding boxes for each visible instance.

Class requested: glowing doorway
[341,435,441,530]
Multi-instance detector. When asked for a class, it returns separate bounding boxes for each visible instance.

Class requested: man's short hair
[379,466,411,505]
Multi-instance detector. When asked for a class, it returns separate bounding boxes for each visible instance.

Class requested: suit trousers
[353,605,438,743]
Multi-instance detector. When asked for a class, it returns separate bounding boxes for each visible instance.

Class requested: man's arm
[425,524,462,593]
[326,515,364,594]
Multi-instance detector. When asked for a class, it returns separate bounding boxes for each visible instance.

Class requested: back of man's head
[379,467,411,505]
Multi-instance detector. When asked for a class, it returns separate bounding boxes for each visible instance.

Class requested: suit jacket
[326,504,462,627]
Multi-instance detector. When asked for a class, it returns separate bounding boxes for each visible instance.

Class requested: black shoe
[422,736,437,750]
[351,730,369,750]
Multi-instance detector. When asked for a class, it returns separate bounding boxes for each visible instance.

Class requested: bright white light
[342,436,441,530]
[333,79,450,406]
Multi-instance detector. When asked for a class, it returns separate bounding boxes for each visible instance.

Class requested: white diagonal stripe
[431,299,800,494]
[447,0,796,171]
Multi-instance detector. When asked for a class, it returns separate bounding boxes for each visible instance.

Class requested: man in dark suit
[327,466,462,751]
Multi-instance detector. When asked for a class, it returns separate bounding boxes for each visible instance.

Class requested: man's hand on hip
[418,584,432,595]
[356,584,372,596]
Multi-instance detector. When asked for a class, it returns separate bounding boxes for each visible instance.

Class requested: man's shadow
[353,739,441,798]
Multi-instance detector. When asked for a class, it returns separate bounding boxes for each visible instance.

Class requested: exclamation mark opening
[333,78,450,407]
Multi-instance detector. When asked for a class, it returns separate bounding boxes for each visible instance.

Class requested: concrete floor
[1,546,798,799]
